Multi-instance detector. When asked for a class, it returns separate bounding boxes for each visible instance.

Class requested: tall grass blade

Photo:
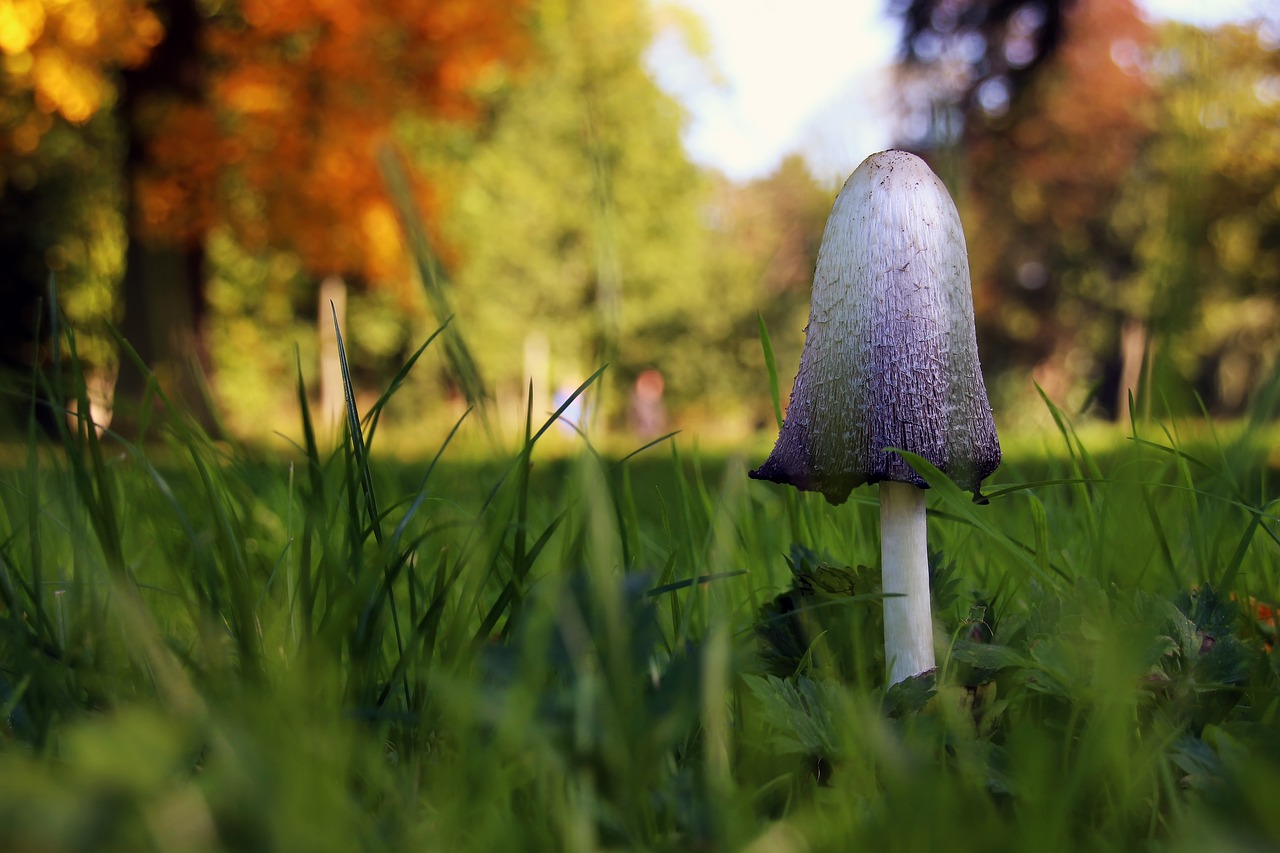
[612,431,680,468]
[758,313,784,430]
[474,365,608,520]
[26,294,47,643]
[331,303,407,706]
[647,570,749,598]
[377,551,454,710]
[1216,510,1262,594]
[293,347,325,637]
[331,302,382,547]
[1140,485,1180,587]
[1027,493,1051,578]
[388,406,472,547]
[361,321,450,451]
[377,144,488,423]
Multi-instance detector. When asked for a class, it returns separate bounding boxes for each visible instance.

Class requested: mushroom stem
[880,481,935,685]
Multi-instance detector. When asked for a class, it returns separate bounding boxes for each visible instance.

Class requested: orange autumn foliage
[955,0,1155,402]
[135,0,529,286]
[973,0,1153,233]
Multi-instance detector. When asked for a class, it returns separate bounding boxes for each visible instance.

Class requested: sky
[649,0,1279,183]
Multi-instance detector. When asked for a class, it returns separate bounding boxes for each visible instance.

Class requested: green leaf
[741,674,838,757]
[884,670,937,718]
[949,642,1031,672]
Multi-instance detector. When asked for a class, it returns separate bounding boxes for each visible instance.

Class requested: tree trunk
[115,240,217,430]
[114,0,220,434]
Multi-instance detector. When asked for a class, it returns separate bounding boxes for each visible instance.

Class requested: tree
[894,0,1155,419]
[0,0,162,429]
[113,0,530,425]
[116,0,211,425]
[893,0,1075,150]
[965,0,1153,417]
[699,157,836,426]
[0,0,160,136]
[1111,21,1280,415]
[411,0,710,427]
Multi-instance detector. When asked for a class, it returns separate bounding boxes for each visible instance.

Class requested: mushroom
[751,149,1000,686]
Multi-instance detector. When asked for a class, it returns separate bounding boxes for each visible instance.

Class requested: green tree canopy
[1112,20,1280,415]
[414,0,709,423]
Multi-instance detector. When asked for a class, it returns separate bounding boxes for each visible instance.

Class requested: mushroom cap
[751,150,1000,505]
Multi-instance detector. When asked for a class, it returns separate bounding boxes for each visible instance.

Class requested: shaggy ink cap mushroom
[751,149,1000,504]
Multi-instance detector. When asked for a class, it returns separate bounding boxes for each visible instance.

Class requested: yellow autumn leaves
[0,0,161,138]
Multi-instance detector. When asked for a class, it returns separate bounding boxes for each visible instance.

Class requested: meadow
[0,326,1278,853]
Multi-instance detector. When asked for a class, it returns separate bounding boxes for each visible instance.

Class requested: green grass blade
[757,313,784,430]
[1216,510,1262,594]
[1027,493,1051,579]
[646,570,749,598]
[361,320,450,451]
[472,365,608,522]
[330,303,408,707]
[331,302,383,547]
[377,551,454,709]
[377,144,488,422]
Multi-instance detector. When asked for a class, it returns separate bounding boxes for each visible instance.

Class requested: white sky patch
[649,0,1277,183]
[1143,0,1275,27]
[648,0,899,182]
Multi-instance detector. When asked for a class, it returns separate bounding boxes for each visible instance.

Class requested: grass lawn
[0,343,1278,852]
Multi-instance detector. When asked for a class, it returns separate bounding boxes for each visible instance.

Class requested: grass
[0,314,1278,853]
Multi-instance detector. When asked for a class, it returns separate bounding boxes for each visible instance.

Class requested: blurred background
[0,0,1277,448]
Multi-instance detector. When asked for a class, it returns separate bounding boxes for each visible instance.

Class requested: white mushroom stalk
[751,150,1000,686]
[879,481,933,684]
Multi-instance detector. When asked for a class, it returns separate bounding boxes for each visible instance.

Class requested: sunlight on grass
[0,316,1276,851]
